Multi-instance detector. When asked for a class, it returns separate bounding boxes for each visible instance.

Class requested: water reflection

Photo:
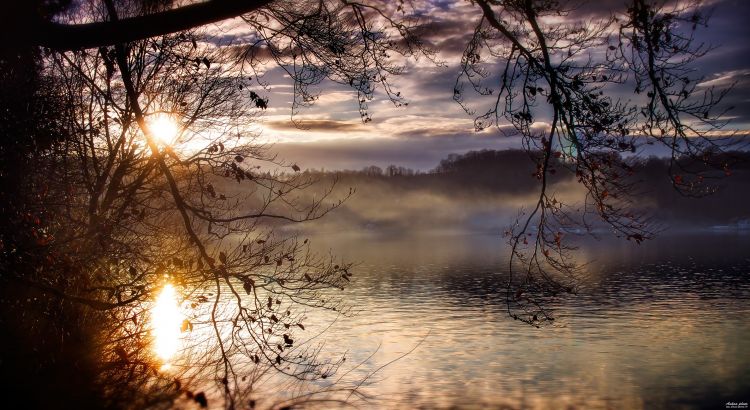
[297,231,750,409]
[152,283,183,363]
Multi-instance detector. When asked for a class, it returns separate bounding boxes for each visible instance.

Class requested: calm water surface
[291,231,750,409]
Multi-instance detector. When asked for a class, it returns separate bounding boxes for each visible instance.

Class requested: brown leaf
[181,319,193,333]
[115,346,127,361]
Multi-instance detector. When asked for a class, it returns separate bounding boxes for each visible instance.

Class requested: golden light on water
[148,114,179,145]
[152,283,182,362]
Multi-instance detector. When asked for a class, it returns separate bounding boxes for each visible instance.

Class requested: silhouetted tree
[1,0,426,408]
[361,165,384,176]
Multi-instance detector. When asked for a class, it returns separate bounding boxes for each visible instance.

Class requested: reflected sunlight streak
[152,284,182,363]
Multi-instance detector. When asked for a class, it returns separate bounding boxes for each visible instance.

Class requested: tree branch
[32,0,274,51]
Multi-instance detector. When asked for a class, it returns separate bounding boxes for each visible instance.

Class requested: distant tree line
[299,148,750,227]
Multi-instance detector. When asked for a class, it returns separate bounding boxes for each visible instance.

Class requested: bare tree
[8,2,424,408]
[1,0,430,408]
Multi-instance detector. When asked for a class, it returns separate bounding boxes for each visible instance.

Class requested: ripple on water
[214,233,750,409]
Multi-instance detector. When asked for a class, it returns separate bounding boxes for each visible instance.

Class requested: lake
[281,230,750,409]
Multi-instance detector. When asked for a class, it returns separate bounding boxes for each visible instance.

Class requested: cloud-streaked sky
[218,0,750,171]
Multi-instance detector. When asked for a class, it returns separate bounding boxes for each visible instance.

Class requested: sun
[148,114,179,145]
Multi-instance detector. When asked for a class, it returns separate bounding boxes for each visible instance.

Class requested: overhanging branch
[31,0,274,51]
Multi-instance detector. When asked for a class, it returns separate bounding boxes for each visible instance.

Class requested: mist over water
[200,150,750,408]
[263,150,750,235]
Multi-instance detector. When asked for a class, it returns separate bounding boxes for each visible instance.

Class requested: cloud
[203,0,750,169]
[264,119,365,133]
[697,69,750,88]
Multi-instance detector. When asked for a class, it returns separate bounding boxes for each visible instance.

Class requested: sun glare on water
[152,283,182,363]
[148,114,179,145]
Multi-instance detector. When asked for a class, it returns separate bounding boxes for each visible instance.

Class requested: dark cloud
[213,0,750,170]
[689,0,750,127]
[265,119,365,132]
[411,18,478,57]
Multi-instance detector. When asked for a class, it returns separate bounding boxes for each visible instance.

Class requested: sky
[214,0,750,171]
